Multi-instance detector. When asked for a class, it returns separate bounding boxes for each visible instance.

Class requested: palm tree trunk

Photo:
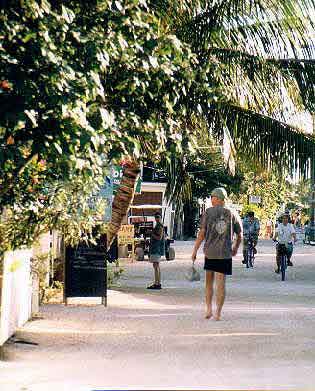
[107,159,141,250]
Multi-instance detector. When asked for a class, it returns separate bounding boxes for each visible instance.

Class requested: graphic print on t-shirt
[215,215,228,235]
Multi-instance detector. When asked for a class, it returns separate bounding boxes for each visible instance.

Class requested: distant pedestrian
[147,212,165,290]
[242,211,260,264]
[191,188,242,320]
[294,212,301,228]
[265,218,273,238]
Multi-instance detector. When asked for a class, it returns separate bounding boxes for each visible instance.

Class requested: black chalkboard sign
[65,243,107,305]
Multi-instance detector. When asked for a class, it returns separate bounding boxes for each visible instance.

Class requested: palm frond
[199,48,314,118]
[277,58,315,112]
[223,127,237,175]
[163,156,192,206]
[206,103,315,177]
[178,0,315,60]
[210,15,314,60]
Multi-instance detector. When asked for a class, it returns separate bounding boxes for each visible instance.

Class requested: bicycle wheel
[280,254,286,281]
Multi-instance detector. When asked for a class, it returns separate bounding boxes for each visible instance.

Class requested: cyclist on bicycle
[242,211,260,264]
[273,213,297,273]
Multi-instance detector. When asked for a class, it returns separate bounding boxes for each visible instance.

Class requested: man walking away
[191,188,242,320]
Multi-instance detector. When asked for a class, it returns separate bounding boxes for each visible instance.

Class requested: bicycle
[244,236,255,268]
[275,241,288,281]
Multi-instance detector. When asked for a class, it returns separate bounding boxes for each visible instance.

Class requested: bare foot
[205,308,212,319]
[213,313,221,321]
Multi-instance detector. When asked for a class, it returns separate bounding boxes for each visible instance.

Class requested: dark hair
[154,212,161,218]
[247,211,254,217]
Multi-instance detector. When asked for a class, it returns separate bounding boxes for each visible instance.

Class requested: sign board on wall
[229,203,242,211]
[248,195,262,204]
[111,165,142,194]
[117,224,135,246]
[98,176,113,222]
[89,176,113,222]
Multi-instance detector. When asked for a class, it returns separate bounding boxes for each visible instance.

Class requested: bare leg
[153,262,160,285]
[157,263,161,284]
[205,271,214,319]
[214,272,226,320]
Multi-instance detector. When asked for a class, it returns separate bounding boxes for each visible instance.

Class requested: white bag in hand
[185,261,200,282]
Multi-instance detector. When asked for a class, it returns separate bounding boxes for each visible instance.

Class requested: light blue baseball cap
[210,187,228,201]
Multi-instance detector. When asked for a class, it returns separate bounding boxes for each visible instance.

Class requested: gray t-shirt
[200,206,242,259]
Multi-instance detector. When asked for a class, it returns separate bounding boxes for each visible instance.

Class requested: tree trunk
[173,204,184,240]
[183,201,198,239]
[107,160,141,250]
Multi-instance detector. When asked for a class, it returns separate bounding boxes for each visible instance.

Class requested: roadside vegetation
[0,0,314,254]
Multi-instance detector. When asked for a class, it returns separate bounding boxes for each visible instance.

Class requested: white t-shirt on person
[276,223,295,244]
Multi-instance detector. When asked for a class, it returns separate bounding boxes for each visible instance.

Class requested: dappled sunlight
[18,326,279,338]
[114,312,193,318]
[109,294,186,310]
[107,290,200,311]
[66,291,191,310]
[178,332,279,337]
[17,327,133,335]
[251,253,314,257]
[228,306,315,313]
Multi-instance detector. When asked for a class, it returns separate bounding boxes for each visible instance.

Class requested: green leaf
[24,110,38,127]
[54,143,63,155]
[62,5,75,24]
[100,108,115,129]
[22,32,37,43]
[149,56,159,68]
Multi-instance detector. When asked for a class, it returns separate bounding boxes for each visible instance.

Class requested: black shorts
[204,258,232,275]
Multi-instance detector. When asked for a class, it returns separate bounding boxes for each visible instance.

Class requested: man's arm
[191,228,206,262]
[232,232,242,256]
